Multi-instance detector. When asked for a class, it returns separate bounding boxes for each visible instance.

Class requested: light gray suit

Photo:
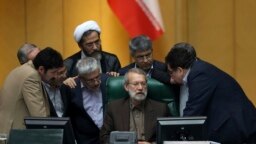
[0,61,50,136]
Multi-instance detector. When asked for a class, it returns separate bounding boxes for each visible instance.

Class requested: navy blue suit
[118,60,170,84]
[66,74,108,144]
[184,59,256,143]
[64,51,121,77]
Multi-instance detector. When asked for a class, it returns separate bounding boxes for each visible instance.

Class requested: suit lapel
[73,80,86,112]
[144,99,156,140]
[60,86,68,116]
[41,83,50,116]
[100,54,106,73]
[121,98,130,131]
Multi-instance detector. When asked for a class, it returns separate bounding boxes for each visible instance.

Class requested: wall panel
[235,0,256,104]
[26,0,63,52]
[0,0,26,86]
[188,0,235,75]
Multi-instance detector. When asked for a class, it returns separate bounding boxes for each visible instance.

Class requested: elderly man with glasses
[100,68,170,144]
[64,57,109,144]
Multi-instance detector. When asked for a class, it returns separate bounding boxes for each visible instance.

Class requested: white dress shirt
[81,82,103,128]
[179,69,190,116]
[42,82,64,117]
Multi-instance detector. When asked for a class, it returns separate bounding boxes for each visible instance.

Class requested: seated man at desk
[100,68,170,144]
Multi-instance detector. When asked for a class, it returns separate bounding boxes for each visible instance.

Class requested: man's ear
[124,84,129,92]
[177,67,184,73]
[37,66,45,75]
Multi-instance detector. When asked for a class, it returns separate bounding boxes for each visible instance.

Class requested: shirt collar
[134,63,154,77]
[81,51,86,59]
[80,81,85,89]
[129,99,145,111]
[42,81,51,89]
[183,68,191,85]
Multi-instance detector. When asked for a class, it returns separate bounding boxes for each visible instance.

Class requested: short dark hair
[165,42,197,69]
[129,35,152,56]
[33,47,63,72]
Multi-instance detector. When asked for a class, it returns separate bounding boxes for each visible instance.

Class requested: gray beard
[91,51,102,61]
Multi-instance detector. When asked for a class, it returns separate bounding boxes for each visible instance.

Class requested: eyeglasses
[84,39,101,48]
[80,74,101,85]
[135,52,152,62]
[128,81,147,87]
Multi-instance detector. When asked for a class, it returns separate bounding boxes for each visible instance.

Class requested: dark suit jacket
[184,59,256,143]
[118,60,170,84]
[100,97,170,144]
[64,51,121,77]
[48,85,70,117]
[66,74,109,144]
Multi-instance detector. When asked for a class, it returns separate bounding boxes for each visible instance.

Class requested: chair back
[106,76,179,116]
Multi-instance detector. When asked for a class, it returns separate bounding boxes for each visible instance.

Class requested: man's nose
[92,43,98,50]
[137,83,144,89]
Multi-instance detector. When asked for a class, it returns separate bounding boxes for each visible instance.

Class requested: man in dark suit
[65,57,108,144]
[64,20,121,77]
[165,42,256,143]
[100,68,170,144]
[118,35,170,84]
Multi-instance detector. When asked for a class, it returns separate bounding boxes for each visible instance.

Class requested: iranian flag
[108,0,164,40]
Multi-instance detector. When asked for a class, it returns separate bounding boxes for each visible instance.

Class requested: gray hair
[124,68,147,85]
[129,35,152,56]
[17,43,37,64]
[76,57,99,75]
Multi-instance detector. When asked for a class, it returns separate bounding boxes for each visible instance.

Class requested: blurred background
[0,0,255,105]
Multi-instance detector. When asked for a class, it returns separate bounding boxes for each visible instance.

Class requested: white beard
[128,90,147,101]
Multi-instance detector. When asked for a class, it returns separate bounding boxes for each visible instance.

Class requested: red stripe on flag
[108,0,164,40]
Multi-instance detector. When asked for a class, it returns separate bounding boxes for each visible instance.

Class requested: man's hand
[106,71,120,77]
[63,76,78,88]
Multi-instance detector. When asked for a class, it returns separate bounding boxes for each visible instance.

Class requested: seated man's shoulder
[109,97,127,105]
[107,97,128,109]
